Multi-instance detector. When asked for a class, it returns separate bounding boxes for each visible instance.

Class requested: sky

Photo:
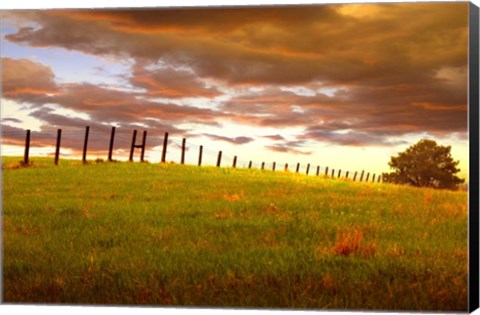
[0,1,471,180]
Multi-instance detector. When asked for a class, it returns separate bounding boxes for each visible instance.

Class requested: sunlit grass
[2,156,468,310]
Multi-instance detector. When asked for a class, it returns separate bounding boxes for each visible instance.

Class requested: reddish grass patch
[332,228,376,257]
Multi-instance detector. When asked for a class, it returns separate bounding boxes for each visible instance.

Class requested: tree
[382,139,464,190]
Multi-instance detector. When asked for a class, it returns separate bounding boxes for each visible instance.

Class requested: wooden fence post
[82,126,89,164]
[296,163,300,173]
[378,175,381,183]
[181,138,186,164]
[331,169,335,178]
[346,171,349,179]
[140,131,147,162]
[372,174,376,183]
[161,132,169,163]
[23,129,30,166]
[129,130,137,162]
[108,126,115,162]
[233,156,237,168]
[248,161,252,169]
[353,171,358,181]
[216,151,222,167]
[316,166,320,176]
[198,145,203,166]
[337,169,341,178]
[285,163,288,172]
[325,166,329,176]
[306,163,310,175]
[23,129,30,165]
[360,170,365,182]
[366,172,370,182]
[54,129,62,165]
[261,162,265,170]
[272,162,276,171]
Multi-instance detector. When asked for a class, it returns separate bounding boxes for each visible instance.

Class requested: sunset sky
[0,2,470,179]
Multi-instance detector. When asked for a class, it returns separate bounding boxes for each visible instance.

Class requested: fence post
[346,171,349,179]
[198,145,203,166]
[360,170,365,182]
[306,163,310,175]
[272,162,276,171]
[181,138,186,164]
[54,129,62,165]
[248,161,252,169]
[325,166,329,176]
[378,175,381,183]
[108,126,115,162]
[331,169,335,178]
[316,166,320,176]
[353,171,358,181]
[296,163,300,173]
[261,162,265,170]
[366,173,370,182]
[129,130,137,162]
[82,126,89,164]
[233,156,237,168]
[338,169,341,178]
[285,163,288,172]
[23,129,31,166]
[216,151,222,167]
[161,132,169,163]
[140,131,147,162]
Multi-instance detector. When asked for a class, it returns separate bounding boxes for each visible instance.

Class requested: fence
[3,126,384,183]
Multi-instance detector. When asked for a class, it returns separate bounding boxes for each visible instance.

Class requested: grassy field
[2,157,468,311]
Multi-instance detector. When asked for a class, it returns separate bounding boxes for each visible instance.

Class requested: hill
[1,157,468,310]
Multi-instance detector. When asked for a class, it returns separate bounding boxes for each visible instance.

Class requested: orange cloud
[2,57,59,98]
[1,3,469,148]
[130,63,221,98]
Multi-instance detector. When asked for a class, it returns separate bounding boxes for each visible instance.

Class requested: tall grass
[2,157,468,310]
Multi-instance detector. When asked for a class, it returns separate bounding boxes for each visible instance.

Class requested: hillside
[1,157,468,310]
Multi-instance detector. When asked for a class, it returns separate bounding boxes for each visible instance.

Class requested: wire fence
[1,126,384,183]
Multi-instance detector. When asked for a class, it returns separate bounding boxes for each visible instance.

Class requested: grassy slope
[2,157,468,310]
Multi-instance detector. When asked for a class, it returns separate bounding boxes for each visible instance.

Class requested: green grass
[2,157,468,311]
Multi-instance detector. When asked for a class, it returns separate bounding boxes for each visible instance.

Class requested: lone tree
[382,139,464,190]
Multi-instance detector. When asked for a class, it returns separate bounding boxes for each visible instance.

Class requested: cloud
[203,134,254,145]
[2,58,228,131]
[263,134,285,141]
[1,3,469,150]
[2,57,59,99]
[130,62,221,98]
[2,117,23,123]
[265,145,312,156]
[264,138,312,155]
[56,6,339,34]
[299,129,408,147]
[0,110,170,156]
[4,3,467,86]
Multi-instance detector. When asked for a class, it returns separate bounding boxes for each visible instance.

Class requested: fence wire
[1,126,384,183]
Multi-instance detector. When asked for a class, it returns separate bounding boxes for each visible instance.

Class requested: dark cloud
[130,63,221,98]
[4,4,468,86]
[263,134,285,141]
[2,57,59,98]
[299,129,408,147]
[265,139,312,155]
[1,3,469,150]
[58,6,339,34]
[203,134,254,145]
[0,111,171,157]
[265,145,312,156]
[2,58,228,130]
[2,118,23,123]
